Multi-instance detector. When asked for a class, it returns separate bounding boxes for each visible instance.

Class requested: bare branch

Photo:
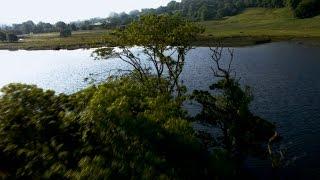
[209,44,236,81]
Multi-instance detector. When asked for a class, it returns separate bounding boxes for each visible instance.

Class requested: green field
[199,8,320,45]
[0,30,113,50]
[1,8,320,50]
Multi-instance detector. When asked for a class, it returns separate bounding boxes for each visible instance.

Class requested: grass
[0,30,113,50]
[1,8,320,50]
[199,8,320,46]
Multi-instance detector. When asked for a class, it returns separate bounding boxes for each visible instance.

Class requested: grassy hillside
[1,8,320,50]
[201,8,320,38]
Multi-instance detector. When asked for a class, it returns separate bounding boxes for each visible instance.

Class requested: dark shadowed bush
[0,31,6,41]
[60,29,72,37]
[293,0,320,18]
[0,77,226,179]
[5,33,18,42]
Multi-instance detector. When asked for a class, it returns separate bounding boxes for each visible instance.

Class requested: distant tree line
[0,19,107,36]
[139,0,287,21]
[143,0,319,20]
[0,31,18,42]
[105,0,320,26]
[1,0,319,36]
[0,0,290,35]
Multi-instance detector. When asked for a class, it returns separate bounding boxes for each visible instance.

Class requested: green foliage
[0,31,18,43]
[191,48,276,162]
[55,21,67,31]
[0,11,280,179]
[140,0,286,21]
[0,31,6,41]
[0,77,219,179]
[56,21,72,37]
[73,77,210,179]
[192,78,275,152]
[0,20,75,36]
[200,7,320,40]
[0,84,80,178]
[5,20,56,35]
[5,33,18,42]
[286,0,320,18]
[0,30,114,50]
[60,28,72,37]
[95,14,204,97]
[293,0,320,18]
[115,14,204,47]
[286,0,302,9]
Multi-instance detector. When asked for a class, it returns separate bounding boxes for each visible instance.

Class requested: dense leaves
[0,77,220,179]
[0,84,81,178]
[116,14,204,47]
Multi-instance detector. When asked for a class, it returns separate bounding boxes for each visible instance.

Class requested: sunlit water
[0,42,319,179]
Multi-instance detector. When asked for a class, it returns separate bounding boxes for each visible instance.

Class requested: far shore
[1,33,320,51]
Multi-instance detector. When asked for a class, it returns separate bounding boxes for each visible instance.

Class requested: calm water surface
[0,42,319,179]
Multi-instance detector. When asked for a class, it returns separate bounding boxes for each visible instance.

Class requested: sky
[0,0,176,25]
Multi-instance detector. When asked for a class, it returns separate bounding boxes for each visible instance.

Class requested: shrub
[5,33,18,42]
[294,0,320,18]
[60,29,72,37]
[0,77,220,179]
[0,31,6,41]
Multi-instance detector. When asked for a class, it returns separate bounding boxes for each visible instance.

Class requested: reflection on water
[0,42,319,178]
[0,49,129,93]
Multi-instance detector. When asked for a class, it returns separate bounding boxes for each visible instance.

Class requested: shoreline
[0,36,320,51]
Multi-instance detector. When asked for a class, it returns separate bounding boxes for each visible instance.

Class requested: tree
[0,79,221,179]
[94,14,204,97]
[59,28,72,37]
[4,21,55,35]
[20,20,36,34]
[55,21,72,37]
[192,46,277,167]
[287,0,302,9]
[293,0,320,18]
[198,4,209,21]
[0,31,18,42]
[0,31,6,41]
[55,21,67,31]
[129,10,140,17]
[167,0,180,11]
[79,20,93,30]
[6,33,18,42]
[34,22,55,33]
[70,23,78,31]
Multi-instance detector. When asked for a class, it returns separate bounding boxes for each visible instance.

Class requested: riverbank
[1,7,320,50]
[1,30,273,50]
[1,33,320,51]
[0,30,113,50]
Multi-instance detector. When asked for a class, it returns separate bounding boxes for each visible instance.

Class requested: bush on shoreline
[0,77,229,179]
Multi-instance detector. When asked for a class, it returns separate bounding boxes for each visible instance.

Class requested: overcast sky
[0,0,176,24]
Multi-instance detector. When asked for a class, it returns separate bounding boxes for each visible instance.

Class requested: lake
[0,42,320,179]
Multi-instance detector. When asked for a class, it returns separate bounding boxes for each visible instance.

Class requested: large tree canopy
[94,14,204,97]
